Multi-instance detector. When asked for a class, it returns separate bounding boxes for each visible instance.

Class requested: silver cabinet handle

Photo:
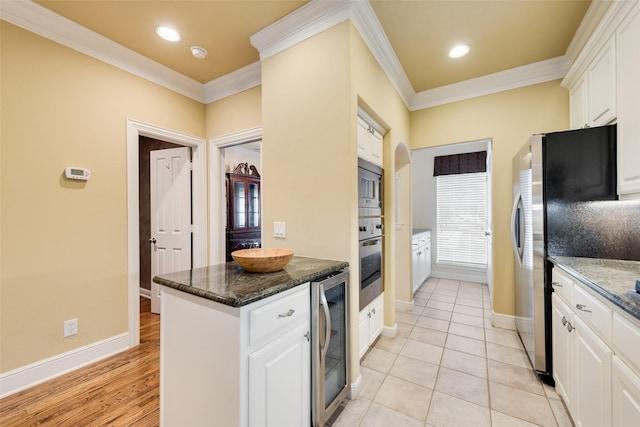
[567,322,574,332]
[278,309,295,318]
[552,281,562,288]
[304,331,310,342]
[562,316,567,326]
[371,308,376,315]
[576,304,592,313]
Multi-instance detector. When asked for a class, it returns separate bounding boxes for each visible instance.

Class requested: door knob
[149,238,157,244]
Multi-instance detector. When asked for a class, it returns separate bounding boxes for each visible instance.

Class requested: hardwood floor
[0,298,160,426]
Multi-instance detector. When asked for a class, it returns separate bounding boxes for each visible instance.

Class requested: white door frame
[127,119,207,347]
[209,127,262,264]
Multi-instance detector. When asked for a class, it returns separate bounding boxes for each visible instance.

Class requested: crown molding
[1,0,206,103]
[210,127,263,147]
[565,0,614,63]
[411,56,572,111]
[562,0,636,88]
[204,61,262,104]
[250,0,351,61]
[350,0,414,107]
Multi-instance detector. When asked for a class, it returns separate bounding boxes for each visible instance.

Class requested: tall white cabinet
[616,3,640,197]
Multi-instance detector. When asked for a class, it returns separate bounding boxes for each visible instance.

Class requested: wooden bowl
[231,248,294,273]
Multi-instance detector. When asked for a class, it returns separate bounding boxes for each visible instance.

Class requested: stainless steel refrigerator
[511,124,617,384]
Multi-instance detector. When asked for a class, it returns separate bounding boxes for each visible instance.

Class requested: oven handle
[361,238,381,247]
[319,284,331,360]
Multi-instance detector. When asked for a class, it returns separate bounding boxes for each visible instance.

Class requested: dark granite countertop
[152,256,348,307]
[549,256,640,320]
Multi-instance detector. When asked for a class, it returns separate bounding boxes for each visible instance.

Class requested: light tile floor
[333,278,574,427]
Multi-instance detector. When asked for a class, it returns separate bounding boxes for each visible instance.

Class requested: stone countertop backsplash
[550,256,640,320]
[152,256,348,308]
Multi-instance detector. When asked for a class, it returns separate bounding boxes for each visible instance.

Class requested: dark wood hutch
[226,162,261,261]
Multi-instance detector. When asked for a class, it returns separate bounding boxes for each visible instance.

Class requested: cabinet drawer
[249,286,309,347]
[552,268,574,305]
[573,283,612,342]
[613,312,640,373]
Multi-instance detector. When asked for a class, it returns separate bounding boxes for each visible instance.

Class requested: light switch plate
[274,222,286,238]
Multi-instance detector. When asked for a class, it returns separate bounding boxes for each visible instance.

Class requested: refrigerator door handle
[511,190,524,266]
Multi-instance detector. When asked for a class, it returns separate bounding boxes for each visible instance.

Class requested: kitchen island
[153,256,348,427]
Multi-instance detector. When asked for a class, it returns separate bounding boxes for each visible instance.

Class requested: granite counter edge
[549,257,640,320]
[153,262,349,307]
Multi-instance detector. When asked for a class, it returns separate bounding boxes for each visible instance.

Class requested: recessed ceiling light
[449,45,470,59]
[190,46,208,59]
[155,26,181,42]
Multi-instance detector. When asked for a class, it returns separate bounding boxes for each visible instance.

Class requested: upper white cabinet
[569,37,617,130]
[616,3,640,198]
[565,0,640,198]
[357,115,383,167]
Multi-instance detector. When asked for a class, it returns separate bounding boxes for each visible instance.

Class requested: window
[434,151,488,268]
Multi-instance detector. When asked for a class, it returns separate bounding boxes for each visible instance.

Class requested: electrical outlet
[64,318,78,337]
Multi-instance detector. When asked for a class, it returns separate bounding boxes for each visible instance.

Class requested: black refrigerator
[511,124,617,384]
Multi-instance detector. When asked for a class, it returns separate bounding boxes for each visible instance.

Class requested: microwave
[358,158,383,216]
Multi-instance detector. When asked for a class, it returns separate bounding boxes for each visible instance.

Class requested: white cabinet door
[616,3,640,198]
[424,240,432,280]
[573,316,613,427]
[357,117,372,163]
[369,294,384,342]
[412,248,420,294]
[552,293,574,412]
[612,356,640,427]
[358,307,370,359]
[249,321,310,427]
[570,74,588,130]
[357,116,383,167]
[359,293,385,358]
[588,37,617,127]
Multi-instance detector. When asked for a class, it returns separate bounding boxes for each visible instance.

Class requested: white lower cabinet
[358,293,384,359]
[612,356,640,427]
[412,231,431,294]
[573,315,613,427]
[552,266,640,427]
[249,321,310,427]
[552,293,574,410]
[160,283,310,427]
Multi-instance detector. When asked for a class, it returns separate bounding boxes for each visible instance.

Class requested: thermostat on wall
[65,167,91,181]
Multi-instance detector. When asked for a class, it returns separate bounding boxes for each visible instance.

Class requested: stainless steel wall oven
[311,270,350,427]
[358,158,383,311]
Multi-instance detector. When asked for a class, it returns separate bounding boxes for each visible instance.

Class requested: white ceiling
[3,1,610,107]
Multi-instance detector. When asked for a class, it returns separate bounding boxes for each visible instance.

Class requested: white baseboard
[0,333,129,399]
[395,300,414,313]
[491,311,516,330]
[430,270,486,284]
[348,374,362,400]
[139,287,151,299]
[381,323,397,338]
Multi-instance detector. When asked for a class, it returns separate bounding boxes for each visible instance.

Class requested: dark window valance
[434,151,487,176]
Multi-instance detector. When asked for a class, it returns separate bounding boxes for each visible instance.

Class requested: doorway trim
[209,127,262,264]
[126,119,207,347]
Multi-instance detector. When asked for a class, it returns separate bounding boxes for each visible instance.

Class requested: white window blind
[436,172,488,268]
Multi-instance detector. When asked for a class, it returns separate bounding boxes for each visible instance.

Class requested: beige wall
[205,86,262,139]
[410,80,569,316]
[260,21,411,385]
[0,22,205,372]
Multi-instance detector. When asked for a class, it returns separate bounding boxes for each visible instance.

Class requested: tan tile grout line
[350,277,572,426]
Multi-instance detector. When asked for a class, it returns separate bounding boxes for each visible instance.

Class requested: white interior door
[150,147,192,314]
